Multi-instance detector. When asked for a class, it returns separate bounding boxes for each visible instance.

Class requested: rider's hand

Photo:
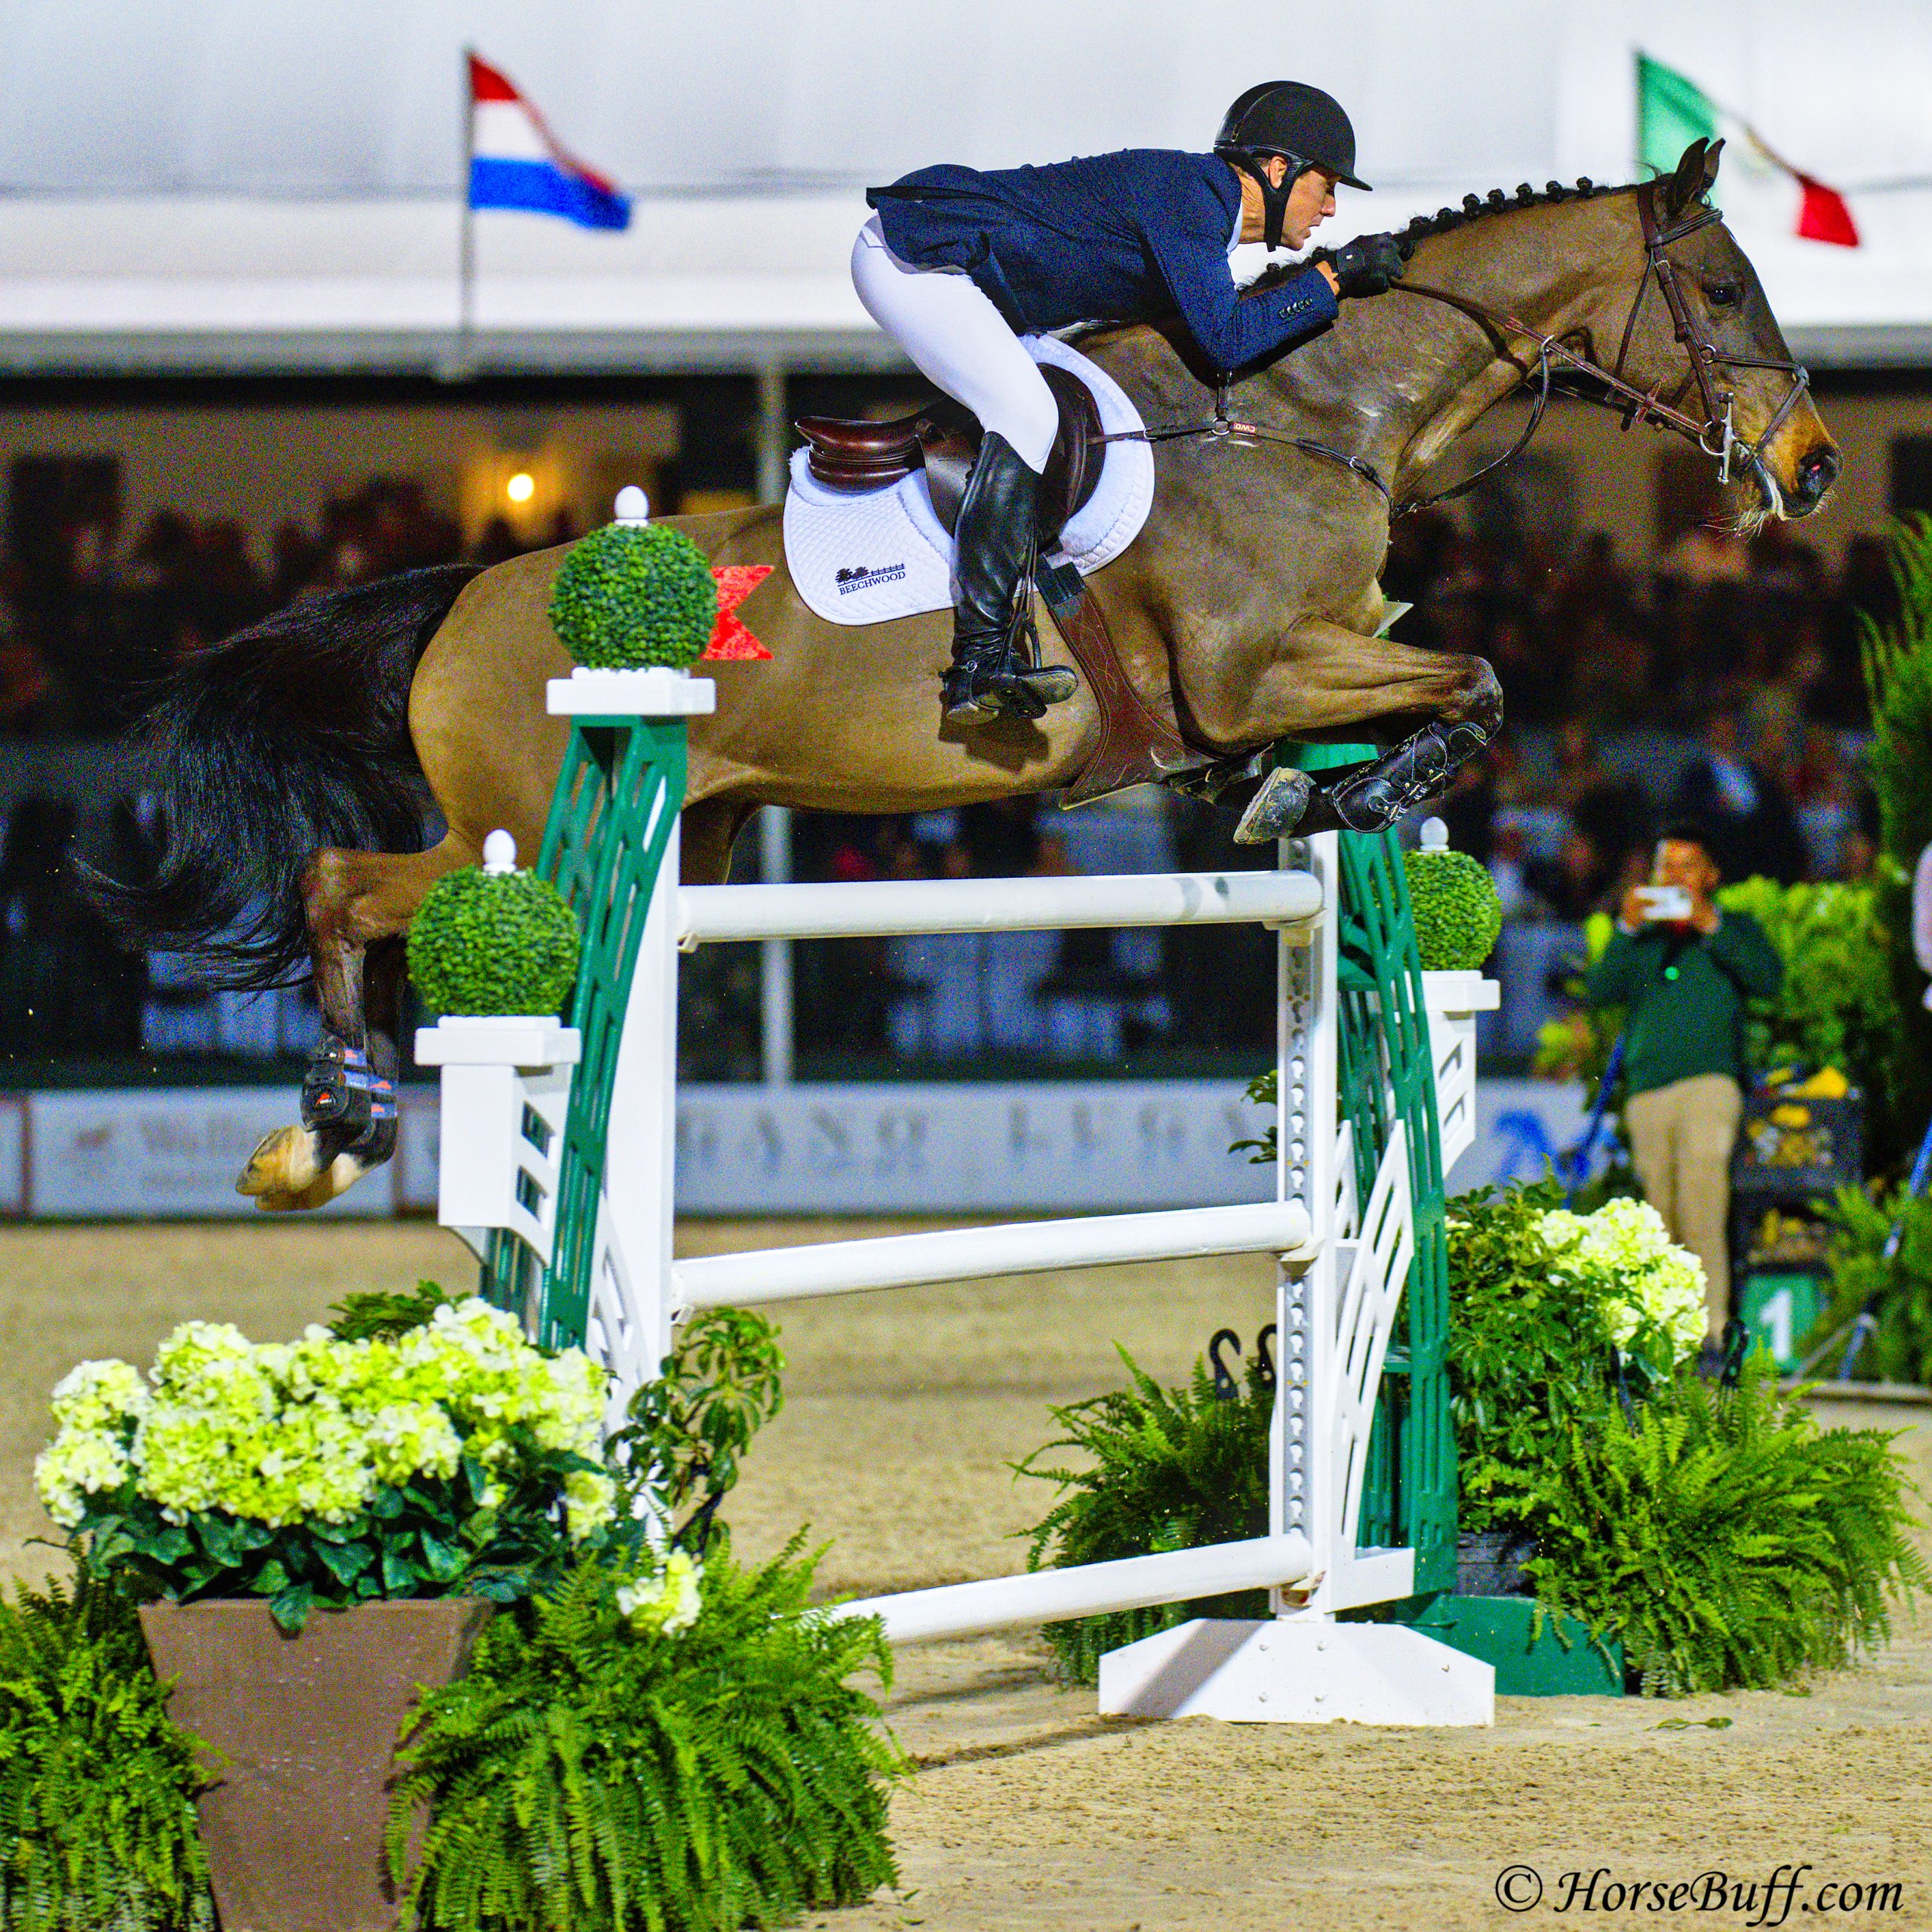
[1331,233,1407,299]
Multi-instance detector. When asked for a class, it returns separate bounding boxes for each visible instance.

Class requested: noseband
[1095,180,1811,517]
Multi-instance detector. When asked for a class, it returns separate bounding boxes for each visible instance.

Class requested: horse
[89,138,1838,1212]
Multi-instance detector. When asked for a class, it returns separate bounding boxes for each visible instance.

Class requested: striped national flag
[467,55,630,232]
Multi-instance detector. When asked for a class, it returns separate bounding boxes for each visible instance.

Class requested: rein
[1091,180,1810,518]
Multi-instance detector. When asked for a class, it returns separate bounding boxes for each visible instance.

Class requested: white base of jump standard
[1098,1619,1494,1727]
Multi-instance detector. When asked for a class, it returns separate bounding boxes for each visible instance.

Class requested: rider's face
[1280,167,1339,249]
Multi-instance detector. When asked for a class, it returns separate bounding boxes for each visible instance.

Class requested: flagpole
[457,45,476,379]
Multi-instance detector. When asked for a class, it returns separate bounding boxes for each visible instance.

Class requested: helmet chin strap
[1231,152,1304,250]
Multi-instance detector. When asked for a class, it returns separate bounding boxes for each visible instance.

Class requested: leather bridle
[1093,180,1813,518]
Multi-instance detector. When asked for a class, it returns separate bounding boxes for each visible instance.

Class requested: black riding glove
[1331,233,1407,299]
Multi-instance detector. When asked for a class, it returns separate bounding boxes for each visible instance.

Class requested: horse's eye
[1706,279,1742,308]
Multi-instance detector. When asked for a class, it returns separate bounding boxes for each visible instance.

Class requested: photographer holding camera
[1584,823,1783,1356]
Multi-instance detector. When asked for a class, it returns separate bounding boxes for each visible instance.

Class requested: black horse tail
[81,563,485,991]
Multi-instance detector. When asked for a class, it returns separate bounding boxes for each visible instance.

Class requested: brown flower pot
[140,1596,493,1932]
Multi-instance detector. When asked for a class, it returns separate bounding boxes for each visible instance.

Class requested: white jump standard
[416,663,1497,1727]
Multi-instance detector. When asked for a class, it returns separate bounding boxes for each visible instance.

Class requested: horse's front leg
[238,840,464,1210]
[1211,620,1502,843]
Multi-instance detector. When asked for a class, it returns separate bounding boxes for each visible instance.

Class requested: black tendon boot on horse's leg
[1229,664,1504,842]
[238,858,409,1211]
[941,432,1077,727]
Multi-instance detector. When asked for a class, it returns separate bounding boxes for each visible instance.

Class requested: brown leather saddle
[794,366,1210,804]
[796,361,1103,543]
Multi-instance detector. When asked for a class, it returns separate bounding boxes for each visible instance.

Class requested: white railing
[678,869,1323,946]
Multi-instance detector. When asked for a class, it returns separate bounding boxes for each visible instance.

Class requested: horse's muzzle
[1785,445,1841,515]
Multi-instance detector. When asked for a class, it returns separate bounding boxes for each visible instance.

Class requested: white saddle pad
[782,334,1155,627]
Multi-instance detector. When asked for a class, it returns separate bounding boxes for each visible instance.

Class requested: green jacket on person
[1583,911,1784,1098]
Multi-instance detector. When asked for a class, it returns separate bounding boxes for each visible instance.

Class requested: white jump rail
[677,869,1323,946]
[674,1200,1317,1309]
[844,1534,1316,1644]
[421,665,1496,1726]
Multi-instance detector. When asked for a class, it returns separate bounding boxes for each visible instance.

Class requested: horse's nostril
[1796,448,1841,501]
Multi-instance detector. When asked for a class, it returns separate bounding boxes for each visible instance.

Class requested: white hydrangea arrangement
[34,1294,645,1631]
[615,1547,704,1637]
[1537,1196,1708,1367]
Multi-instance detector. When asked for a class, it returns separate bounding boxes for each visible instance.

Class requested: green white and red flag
[1637,53,1860,248]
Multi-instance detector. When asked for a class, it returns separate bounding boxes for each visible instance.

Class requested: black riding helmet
[1215,80,1369,250]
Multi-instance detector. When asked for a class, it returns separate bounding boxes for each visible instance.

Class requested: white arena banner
[674,1081,1275,1217]
[0,1097,26,1215]
[672,1077,1598,1215]
[26,1090,395,1219]
[2,1078,1595,1221]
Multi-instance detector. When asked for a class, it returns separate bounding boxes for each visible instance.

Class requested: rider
[858,82,1407,728]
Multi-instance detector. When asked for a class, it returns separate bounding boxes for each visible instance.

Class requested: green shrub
[408,864,580,1017]
[1861,514,1932,1168]
[1494,1354,1927,1695]
[1446,1181,1627,1527]
[0,1573,213,1932]
[609,1307,785,1558]
[1814,1182,1932,1384]
[1714,875,1900,1089]
[389,1546,903,1932]
[1403,844,1502,971]
[1014,1343,1272,1685]
[549,523,717,670]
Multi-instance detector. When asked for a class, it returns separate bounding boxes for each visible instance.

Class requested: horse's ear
[1662,137,1721,217]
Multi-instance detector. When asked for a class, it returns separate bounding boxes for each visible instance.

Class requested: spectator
[1670,708,1807,883]
[1584,822,1783,1358]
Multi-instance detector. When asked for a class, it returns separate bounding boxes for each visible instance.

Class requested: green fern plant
[1014,1342,1272,1685]
[1814,1181,1932,1384]
[1860,512,1932,1168]
[389,1543,903,1931]
[0,1571,213,1932]
[1495,1353,1927,1695]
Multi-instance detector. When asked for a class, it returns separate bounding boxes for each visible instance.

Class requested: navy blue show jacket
[866,148,1339,371]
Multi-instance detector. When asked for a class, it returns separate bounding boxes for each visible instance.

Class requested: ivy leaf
[314,1541,374,1589]
[251,1559,292,1596]
[417,1534,466,1584]
[381,1548,422,1594]
[267,1583,315,1635]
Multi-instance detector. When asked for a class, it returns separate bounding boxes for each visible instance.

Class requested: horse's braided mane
[1244,174,1637,299]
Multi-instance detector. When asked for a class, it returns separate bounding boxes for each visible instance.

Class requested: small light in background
[505,471,535,504]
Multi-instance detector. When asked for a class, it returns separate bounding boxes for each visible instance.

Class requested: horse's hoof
[238,1124,325,1198]
[252,1153,368,1214]
[1233,768,1314,844]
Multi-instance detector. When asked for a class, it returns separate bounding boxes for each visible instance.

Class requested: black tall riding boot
[941,432,1078,726]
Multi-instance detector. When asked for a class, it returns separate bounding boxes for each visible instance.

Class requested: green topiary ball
[1404,844,1503,972]
[408,860,581,1017]
[548,522,717,669]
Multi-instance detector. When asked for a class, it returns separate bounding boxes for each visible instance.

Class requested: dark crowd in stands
[0,476,1902,1074]
[0,481,571,736]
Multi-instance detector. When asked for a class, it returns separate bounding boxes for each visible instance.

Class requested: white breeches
[851,217,1059,472]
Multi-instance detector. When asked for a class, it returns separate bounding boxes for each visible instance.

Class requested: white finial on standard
[1420,817,1450,852]
[613,486,650,525]
[481,829,518,875]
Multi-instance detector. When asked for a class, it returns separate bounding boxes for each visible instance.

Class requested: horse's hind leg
[239,838,467,1211]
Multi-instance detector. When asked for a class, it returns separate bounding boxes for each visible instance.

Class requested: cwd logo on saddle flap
[835,561,907,595]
